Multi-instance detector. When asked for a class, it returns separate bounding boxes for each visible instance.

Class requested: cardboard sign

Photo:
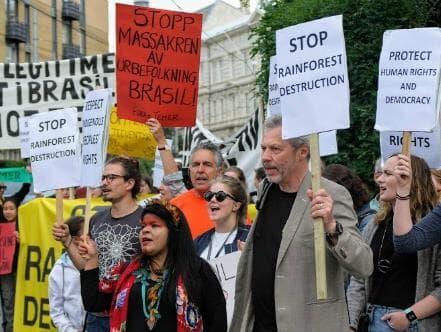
[0,54,115,150]
[375,28,441,132]
[29,108,81,192]
[275,15,350,139]
[19,118,30,158]
[0,222,17,275]
[209,251,241,329]
[80,89,112,187]
[380,129,441,168]
[0,168,32,183]
[107,107,156,160]
[267,55,281,117]
[115,4,203,127]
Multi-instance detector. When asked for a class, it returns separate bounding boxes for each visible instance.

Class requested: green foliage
[252,0,439,190]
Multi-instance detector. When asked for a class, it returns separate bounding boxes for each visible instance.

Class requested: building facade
[197,0,261,138]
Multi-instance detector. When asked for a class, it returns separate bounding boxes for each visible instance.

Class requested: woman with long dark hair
[347,155,441,331]
[80,200,227,331]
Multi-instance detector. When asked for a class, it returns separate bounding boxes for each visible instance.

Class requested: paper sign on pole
[115,4,203,127]
[152,139,173,188]
[0,223,16,275]
[107,107,156,160]
[319,130,338,156]
[209,251,241,329]
[29,108,81,192]
[80,89,112,187]
[275,15,350,139]
[375,28,441,132]
[19,118,30,158]
[267,56,281,117]
[380,129,441,168]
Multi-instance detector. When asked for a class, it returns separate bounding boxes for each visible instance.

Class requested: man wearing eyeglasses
[230,115,373,332]
[52,156,142,332]
[170,141,224,238]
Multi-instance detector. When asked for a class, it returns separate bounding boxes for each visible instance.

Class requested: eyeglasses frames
[204,191,236,202]
[101,174,126,183]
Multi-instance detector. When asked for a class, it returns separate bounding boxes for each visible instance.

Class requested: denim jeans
[85,312,109,332]
[368,304,418,332]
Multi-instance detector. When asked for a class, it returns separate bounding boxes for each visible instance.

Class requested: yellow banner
[15,197,110,332]
[107,107,156,160]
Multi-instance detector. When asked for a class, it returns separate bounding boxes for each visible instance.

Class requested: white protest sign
[380,129,441,168]
[80,89,112,187]
[19,118,30,158]
[29,108,81,192]
[209,251,241,329]
[152,139,173,188]
[276,15,349,139]
[319,130,338,156]
[0,54,115,149]
[267,56,281,117]
[375,28,441,132]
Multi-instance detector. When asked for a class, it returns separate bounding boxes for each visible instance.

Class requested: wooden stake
[401,131,412,157]
[55,189,64,224]
[309,133,328,300]
[83,187,92,236]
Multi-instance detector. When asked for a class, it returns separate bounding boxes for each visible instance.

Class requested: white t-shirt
[200,229,238,260]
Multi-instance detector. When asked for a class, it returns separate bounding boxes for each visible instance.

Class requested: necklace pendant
[147,317,155,330]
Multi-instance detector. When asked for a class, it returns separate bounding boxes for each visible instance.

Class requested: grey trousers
[0,274,15,332]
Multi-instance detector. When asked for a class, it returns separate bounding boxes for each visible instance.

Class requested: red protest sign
[116,4,203,127]
[0,222,16,275]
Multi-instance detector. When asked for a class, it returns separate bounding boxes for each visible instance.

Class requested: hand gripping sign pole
[309,133,327,299]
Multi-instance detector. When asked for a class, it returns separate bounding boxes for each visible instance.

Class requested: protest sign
[19,117,30,158]
[80,89,112,187]
[380,129,441,168]
[0,54,115,150]
[152,139,173,188]
[209,251,241,328]
[267,56,281,117]
[107,107,156,160]
[375,28,441,132]
[15,197,110,331]
[29,108,81,192]
[0,168,32,183]
[115,4,203,127]
[319,130,338,157]
[0,222,17,275]
[275,15,349,139]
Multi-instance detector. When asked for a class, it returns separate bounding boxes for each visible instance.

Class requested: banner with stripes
[182,108,263,190]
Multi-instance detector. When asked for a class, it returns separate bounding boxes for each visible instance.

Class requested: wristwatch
[404,308,418,325]
[157,144,169,151]
[326,221,343,245]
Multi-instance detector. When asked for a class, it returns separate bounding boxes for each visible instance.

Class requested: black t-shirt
[252,185,296,332]
[369,219,417,309]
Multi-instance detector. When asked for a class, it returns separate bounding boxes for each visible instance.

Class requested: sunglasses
[0,185,6,190]
[204,191,236,202]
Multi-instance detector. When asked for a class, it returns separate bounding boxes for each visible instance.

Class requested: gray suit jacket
[230,173,373,332]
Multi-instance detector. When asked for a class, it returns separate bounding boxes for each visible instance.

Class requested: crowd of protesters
[1,114,441,332]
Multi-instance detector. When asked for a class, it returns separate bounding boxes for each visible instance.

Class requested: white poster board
[375,28,441,132]
[80,89,112,187]
[152,139,173,188]
[380,129,441,168]
[209,251,241,329]
[267,55,281,117]
[319,130,338,157]
[19,118,30,158]
[275,15,350,139]
[29,108,81,192]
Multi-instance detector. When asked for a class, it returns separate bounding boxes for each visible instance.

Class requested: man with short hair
[52,156,143,331]
[171,141,224,237]
[231,115,373,332]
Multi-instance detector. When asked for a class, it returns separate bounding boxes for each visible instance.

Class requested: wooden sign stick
[55,189,64,224]
[83,187,92,236]
[309,133,327,300]
[401,131,412,157]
